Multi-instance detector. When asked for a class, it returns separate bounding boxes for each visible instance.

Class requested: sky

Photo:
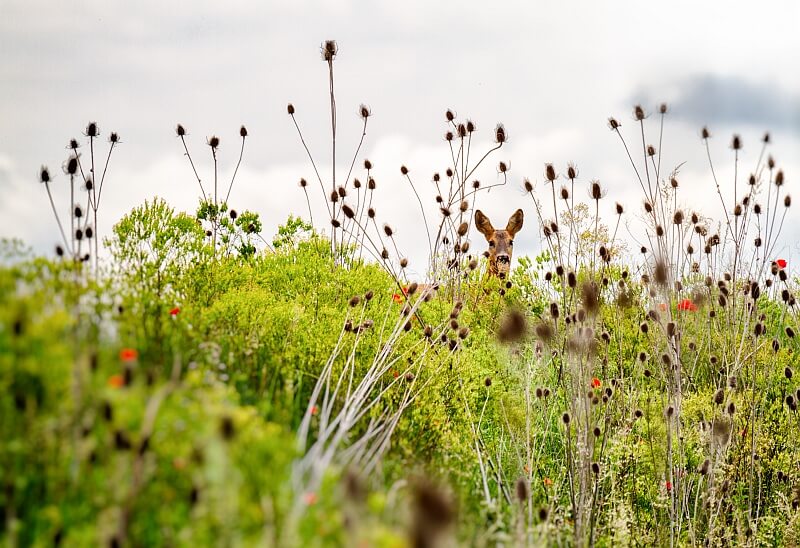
[1,0,799,274]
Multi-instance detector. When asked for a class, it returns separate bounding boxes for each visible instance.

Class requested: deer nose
[496,254,510,264]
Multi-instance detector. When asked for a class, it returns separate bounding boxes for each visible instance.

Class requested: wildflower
[392,370,399,379]
[665,480,673,492]
[776,259,787,269]
[304,492,318,506]
[677,299,697,312]
[392,286,410,304]
[591,377,602,389]
[107,374,125,388]
[120,348,138,362]
[310,405,318,415]
[170,307,180,317]
[543,477,553,487]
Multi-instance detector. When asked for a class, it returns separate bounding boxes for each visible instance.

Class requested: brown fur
[475,209,524,279]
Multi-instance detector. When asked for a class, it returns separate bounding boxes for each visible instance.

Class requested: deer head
[475,209,524,279]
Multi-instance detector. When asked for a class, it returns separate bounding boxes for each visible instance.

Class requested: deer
[475,209,524,279]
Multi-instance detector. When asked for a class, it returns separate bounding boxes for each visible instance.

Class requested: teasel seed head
[364,159,373,170]
[608,117,620,130]
[545,163,557,182]
[731,134,742,150]
[498,161,508,173]
[701,126,710,140]
[207,135,220,149]
[515,477,529,503]
[494,124,506,144]
[287,103,295,115]
[524,178,533,193]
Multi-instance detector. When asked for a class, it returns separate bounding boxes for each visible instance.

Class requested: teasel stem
[404,172,434,263]
[224,133,246,205]
[179,134,207,201]
[45,181,70,253]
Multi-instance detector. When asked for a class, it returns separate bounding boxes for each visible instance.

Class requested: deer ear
[506,209,524,236]
[475,210,494,240]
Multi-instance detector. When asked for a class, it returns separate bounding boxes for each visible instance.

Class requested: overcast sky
[2,0,799,273]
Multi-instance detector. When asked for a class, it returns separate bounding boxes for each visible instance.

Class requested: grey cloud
[636,74,800,133]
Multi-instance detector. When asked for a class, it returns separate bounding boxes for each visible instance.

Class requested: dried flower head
[321,40,338,61]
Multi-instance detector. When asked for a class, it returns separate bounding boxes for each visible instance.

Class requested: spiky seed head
[208,135,220,149]
[591,180,603,200]
[659,103,668,114]
[349,295,360,307]
[466,120,475,132]
[524,179,533,193]
[330,218,341,228]
[364,159,373,170]
[330,190,339,203]
[591,462,600,474]
[400,257,408,268]
[731,134,742,150]
[633,105,645,120]
[359,104,371,119]
[368,177,376,190]
[39,166,51,184]
[545,163,556,182]
[383,224,394,237]
[86,122,99,137]
[498,161,508,173]
[445,109,455,122]
[484,377,492,387]
[647,145,656,157]
[714,388,725,405]
[562,412,571,425]
[400,165,409,175]
[515,477,529,503]
[381,248,389,260]
[567,163,577,180]
[608,117,620,130]
[702,126,710,139]
[445,131,454,141]
[321,40,338,61]
[342,204,355,218]
[785,195,791,207]
[287,103,295,115]
[494,124,506,143]
[457,123,467,137]
[299,178,308,188]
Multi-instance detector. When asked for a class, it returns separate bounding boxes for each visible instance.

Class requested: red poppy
[107,374,125,388]
[170,306,180,316]
[677,299,697,312]
[665,480,673,492]
[591,377,601,389]
[392,286,410,304]
[776,259,787,269]
[119,348,138,362]
[310,405,319,416]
